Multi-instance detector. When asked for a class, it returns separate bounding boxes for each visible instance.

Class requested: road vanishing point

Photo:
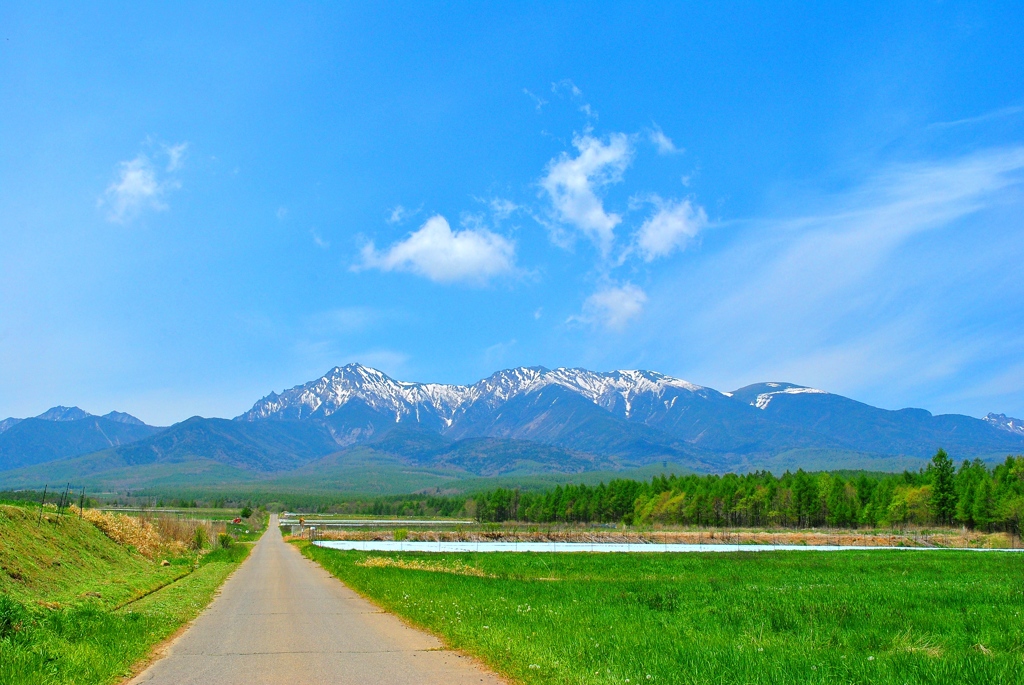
[128,515,503,685]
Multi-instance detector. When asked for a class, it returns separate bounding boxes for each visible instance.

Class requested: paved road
[128,515,503,685]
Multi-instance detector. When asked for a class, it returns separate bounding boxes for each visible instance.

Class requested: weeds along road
[127,515,503,685]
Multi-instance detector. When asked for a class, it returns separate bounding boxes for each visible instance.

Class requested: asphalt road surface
[128,515,504,685]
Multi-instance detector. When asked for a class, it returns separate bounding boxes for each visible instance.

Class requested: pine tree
[973,477,995,531]
[928,449,957,525]
[956,480,976,528]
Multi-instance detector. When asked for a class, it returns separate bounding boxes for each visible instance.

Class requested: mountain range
[1,364,1023,493]
[0,406,160,472]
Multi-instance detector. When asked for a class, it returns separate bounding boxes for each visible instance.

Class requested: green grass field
[303,545,1024,684]
[0,504,251,685]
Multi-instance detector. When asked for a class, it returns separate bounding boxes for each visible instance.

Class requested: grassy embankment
[303,544,1024,684]
[0,503,256,685]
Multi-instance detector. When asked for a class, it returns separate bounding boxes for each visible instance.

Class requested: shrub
[240,506,253,519]
[393,528,409,541]
[218,533,234,549]
[191,524,210,550]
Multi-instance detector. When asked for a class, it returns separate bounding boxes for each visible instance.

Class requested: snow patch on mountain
[536,368,711,418]
[753,386,828,410]
[984,413,1024,436]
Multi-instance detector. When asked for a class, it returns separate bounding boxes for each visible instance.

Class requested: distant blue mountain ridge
[1,364,1022,488]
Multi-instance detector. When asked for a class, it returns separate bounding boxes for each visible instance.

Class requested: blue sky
[2,3,1023,425]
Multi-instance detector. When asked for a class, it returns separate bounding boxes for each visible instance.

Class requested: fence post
[58,482,70,519]
[37,485,48,526]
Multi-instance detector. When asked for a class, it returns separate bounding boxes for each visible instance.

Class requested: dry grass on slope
[70,506,214,559]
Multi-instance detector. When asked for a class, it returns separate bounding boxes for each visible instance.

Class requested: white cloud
[635,197,708,261]
[358,215,516,284]
[311,228,329,249]
[99,142,188,223]
[164,142,188,171]
[386,204,420,225]
[523,88,548,111]
[551,79,584,98]
[550,79,597,119]
[540,133,632,254]
[574,283,647,330]
[488,197,519,221]
[648,125,682,154]
[100,155,178,223]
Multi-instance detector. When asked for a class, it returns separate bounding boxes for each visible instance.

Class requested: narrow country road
[128,515,504,685]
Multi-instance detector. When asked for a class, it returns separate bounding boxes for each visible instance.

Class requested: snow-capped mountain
[233,364,1024,465]
[6,364,1024,487]
[238,364,473,427]
[984,413,1024,436]
[237,363,720,428]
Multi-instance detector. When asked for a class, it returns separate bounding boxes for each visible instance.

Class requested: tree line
[472,452,1024,532]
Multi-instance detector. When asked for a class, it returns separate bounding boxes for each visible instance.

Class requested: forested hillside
[472,451,1024,531]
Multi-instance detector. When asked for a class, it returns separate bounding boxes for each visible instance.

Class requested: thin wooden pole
[38,485,48,526]
[58,482,70,519]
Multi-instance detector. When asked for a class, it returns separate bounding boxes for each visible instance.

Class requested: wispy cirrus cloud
[164,142,188,171]
[357,215,516,285]
[550,79,597,119]
[626,145,1024,413]
[386,204,421,225]
[523,88,548,112]
[648,124,683,155]
[927,105,1024,130]
[310,228,329,249]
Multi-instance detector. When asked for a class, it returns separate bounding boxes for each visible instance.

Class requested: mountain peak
[101,411,147,426]
[35,406,93,421]
[729,382,828,409]
[329,362,385,376]
[984,412,1024,436]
